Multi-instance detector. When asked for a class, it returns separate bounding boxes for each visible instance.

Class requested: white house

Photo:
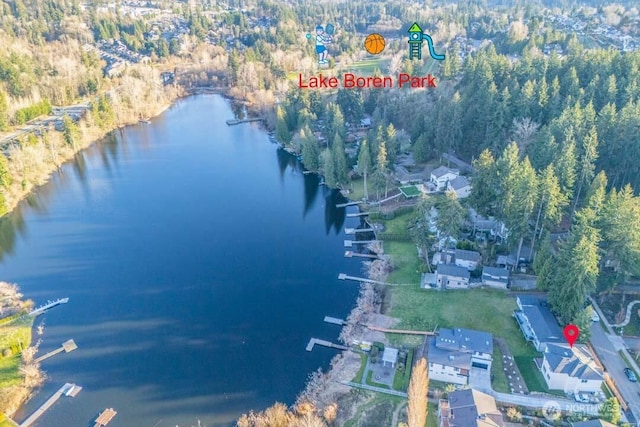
[481,267,510,289]
[538,343,604,393]
[431,166,460,191]
[454,249,481,271]
[428,328,494,385]
[436,264,470,289]
[447,176,472,199]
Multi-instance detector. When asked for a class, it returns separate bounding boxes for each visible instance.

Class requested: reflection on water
[0,95,359,427]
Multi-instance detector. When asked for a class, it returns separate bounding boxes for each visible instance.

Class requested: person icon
[315,25,331,64]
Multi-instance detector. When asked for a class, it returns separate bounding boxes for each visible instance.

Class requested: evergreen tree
[300,127,320,171]
[331,133,348,187]
[62,115,79,148]
[321,148,337,188]
[0,154,12,189]
[275,105,291,144]
[470,149,498,217]
[357,139,372,200]
[413,133,429,163]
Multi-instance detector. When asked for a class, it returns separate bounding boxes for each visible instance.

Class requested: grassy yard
[352,353,367,383]
[343,394,405,427]
[0,314,33,390]
[0,419,16,427]
[386,241,422,284]
[515,356,547,393]
[399,185,421,198]
[365,370,390,389]
[491,346,510,393]
[340,57,389,75]
[392,349,414,391]
[427,402,438,427]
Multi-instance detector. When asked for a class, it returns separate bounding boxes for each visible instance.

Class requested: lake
[0,95,361,427]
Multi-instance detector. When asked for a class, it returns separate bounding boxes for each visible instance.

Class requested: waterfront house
[431,166,460,191]
[436,264,470,289]
[537,343,604,393]
[447,176,472,199]
[439,389,504,427]
[514,296,564,351]
[432,249,481,271]
[428,328,493,385]
[481,267,509,289]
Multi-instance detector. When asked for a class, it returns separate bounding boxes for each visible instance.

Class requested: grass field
[427,402,438,427]
[352,353,367,383]
[340,57,389,75]
[0,314,33,389]
[399,185,421,198]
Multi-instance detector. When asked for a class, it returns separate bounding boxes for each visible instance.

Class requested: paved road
[590,321,640,421]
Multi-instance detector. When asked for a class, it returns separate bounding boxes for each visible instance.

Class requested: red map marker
[563,324,580,347]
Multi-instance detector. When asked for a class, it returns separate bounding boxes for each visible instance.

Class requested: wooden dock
[344,251,379,259]
[28,297,69,316]
[344,240,379,248]
[344,228,374,235]
[19,383,81,427]
[225,117,264,126]
[94,408,117,427]
[336,201,360,208]
[324,316,347,326]
[306,338,349,352]
[338,273,390,286]
[35,339,78,363]
[346,212,369,217]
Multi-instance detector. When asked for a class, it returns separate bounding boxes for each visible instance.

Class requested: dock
[344,240,379,248]
[346,212,369,217]
[19,383,81,427]
[324,316,347,326]
[225,117,264,126]
[338,273,390,286]
[306,338,349,352]
[344,228,374,235]
[35,339,78,363]
[94,408,117,427]
[336,201,361,208]
[344,251,379,259]
[28,298,69,316]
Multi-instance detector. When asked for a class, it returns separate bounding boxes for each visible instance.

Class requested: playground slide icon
[407,22,445,61]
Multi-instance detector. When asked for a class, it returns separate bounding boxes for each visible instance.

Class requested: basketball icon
[364,33,385,55]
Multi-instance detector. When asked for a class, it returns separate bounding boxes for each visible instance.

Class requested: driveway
[590,321,640,421]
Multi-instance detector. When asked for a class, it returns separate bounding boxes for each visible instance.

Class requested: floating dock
[344,251,379,259]
[35,339,78,363]
[94,408,117,427]
[336,201,360,208]
[346,212,369,217]
[225,117,264,126]
[324,316,347,326]
[344,240,379,248]
[338,273,390,286]
[19,383,81,427]
[28,298,69,316]
[306,338,349,352]
[344,228,374,235]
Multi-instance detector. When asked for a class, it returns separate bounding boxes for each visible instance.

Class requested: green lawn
[392,349,414,391]
[353,353,367,383]
[491,346,510,393]
[0,419,16,427]
[386,241,422,284]
[0,355,22,389]
[515,356,547,393]
[400,185,421,198]
[381,211,414,237]
[340,58,389,75]
[0,314,33,390]
[347,177,367,202]
[427,402,438,427]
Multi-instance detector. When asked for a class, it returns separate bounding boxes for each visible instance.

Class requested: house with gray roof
[436,264,470,289]
[431,166,460,191]
[514,295,564,351]
[439,389,504,427]
[447,175,472,199]
[428,328,493,385]
[481,267,509,289]
[572,420,617,427]
[537,343,604,393]
[432,249,481,271]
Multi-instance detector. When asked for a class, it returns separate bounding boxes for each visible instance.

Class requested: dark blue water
[0,95,360,427]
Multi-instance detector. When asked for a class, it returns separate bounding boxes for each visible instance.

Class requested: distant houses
[514,296,565,351]
[481,267,509,289]
[537,343,604,393]
[436,264,471,289]
[427,327,493,385]
[431,166,460,191]
[439,389,504,427]
[447,176,472,199]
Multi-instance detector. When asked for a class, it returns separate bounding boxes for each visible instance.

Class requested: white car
[574,393,590,403]
[591,310,600,322]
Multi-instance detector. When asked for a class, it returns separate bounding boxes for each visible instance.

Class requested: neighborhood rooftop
[454,249,481,262]
[445,389,504,427]
[448,175,471,191]
[437,327,493,354]
[432,165,460,179]
[437,264,471,279]
[543,343,604,380]
[515,296,564,345]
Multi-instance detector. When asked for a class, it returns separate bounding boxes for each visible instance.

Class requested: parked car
[624,368,637,382]
[574,393,590,403]
[591,310,600,322]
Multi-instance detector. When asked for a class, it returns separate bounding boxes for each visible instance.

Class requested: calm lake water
[0,95,361,427]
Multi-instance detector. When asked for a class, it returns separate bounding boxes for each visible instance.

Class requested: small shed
[382,346,399,368]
